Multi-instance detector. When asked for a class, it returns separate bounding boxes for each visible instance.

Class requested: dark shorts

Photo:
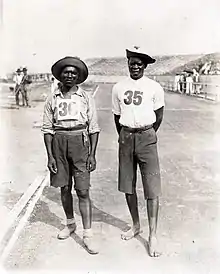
[118,126,161,199]
[50,130,90,190]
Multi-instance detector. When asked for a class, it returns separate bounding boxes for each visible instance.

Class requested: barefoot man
[42,56,100,254]
[112,46,164,257]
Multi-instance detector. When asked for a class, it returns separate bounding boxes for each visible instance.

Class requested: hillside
[86,54,204,76]
[170,52,220,75]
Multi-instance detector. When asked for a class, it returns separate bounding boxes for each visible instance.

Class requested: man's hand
[47,156,57,174]
[86,155,96,172]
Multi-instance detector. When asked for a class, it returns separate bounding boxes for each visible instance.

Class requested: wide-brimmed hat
[51,56,88,84]
[16,68,22,72]
[126,46,156,65]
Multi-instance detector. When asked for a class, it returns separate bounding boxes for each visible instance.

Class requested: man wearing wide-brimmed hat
[20,67,32,107]
[13,68,23,106]
[42,56,100,254]
[112,46,165,257]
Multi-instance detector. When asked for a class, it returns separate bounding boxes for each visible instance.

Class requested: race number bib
[124,90,143,105]
[56,96,81,121]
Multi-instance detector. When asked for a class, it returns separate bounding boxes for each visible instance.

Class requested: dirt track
[0,83,48,219]
[1,83,220,273]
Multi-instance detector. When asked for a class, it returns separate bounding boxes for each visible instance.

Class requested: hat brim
[51,57,88,84]
[126,49,156,65]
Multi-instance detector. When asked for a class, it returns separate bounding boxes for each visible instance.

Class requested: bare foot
[148,235,161,257]
[121,225,142,240]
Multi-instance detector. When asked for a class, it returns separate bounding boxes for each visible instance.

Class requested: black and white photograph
[0,0,220,273]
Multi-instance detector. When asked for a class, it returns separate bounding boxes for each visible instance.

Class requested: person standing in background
[13,68,23,106]
[21,67,32,107]
[192,69,200,94]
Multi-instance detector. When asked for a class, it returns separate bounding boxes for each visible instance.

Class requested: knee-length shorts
[118,126,161,199]
[50,130,90,190]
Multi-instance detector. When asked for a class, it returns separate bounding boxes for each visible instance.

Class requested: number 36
[124,90,143,105]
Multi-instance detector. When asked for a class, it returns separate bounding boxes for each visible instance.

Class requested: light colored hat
[126,46,156,65]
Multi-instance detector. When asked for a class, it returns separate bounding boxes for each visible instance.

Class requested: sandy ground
[1,83,220,273]
[0,83,49,221]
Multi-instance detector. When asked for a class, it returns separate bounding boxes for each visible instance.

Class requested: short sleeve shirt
[112,76,165,128]
[13,75,23,85]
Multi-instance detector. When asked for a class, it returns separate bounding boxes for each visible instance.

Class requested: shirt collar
[54,85,83,98]
[129,75,147,84]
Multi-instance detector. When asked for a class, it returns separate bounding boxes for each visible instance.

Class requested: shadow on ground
[29,186,150,254]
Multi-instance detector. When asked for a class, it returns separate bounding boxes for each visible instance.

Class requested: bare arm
[44,133,54,159]
[43,133,57,174]
[153,106,164,132]
[89,132,99,157]
[87,132,99,172]
[114,114,122,135]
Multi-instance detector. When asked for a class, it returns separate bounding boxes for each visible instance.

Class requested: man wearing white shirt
[13,68,23,106]
[50,77,60,93]
[112,46,164,257]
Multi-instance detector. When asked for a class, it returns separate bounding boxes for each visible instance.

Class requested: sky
[1,0,220,73]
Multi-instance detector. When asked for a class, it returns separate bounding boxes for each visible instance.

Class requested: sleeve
[153,83,165,111]
[41,95,55,135]
[87,94,100,134]
[112,84,121,115]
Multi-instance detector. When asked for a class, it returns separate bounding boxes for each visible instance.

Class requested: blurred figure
[50,77,60,93]
[174,73,180,92]
[50,77,55,93]
[179,73,186,93]
[192,68,200,94]
[199,61,212,75]
[186,73,193,95]
[21,67,32,107]
[13,68,23,106]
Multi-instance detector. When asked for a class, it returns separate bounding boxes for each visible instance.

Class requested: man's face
[128,57,146,80]
[23,70,27,75]
[60,66,79,87]
[17,71,21,75]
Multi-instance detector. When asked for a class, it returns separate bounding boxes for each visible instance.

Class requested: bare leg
[61,185,74,219]
[147,197,161,257]
[58,180,76,240]
[76,189,91,229]
[76,189,98,254]
[121,192,142,240]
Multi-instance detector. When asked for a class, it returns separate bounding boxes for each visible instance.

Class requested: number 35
[124,90,143,105]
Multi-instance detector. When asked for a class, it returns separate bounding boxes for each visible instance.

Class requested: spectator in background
[182,72,187,94]
[192,69,200,94]
[50,77,60,93]
[199,61,212,75]
[179,73,186,93]
[13,68,23,106]
[20,67,32,107]
[186,73,193,95]
[174,73,180,92]
[50,77,55,93]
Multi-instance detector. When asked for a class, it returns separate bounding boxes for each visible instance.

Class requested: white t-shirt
[112,76,165,128]
[13,74,23,85]
[51,79,59,93]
